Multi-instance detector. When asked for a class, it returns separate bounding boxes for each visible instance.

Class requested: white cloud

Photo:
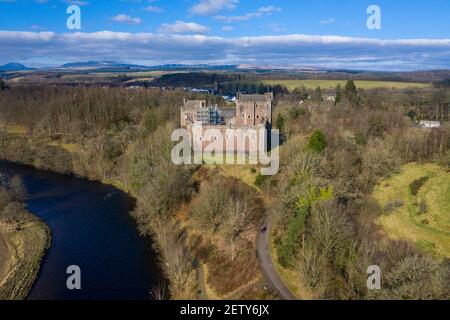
[144,5,163,13]
[112,14,142,25]
[66,0,90,6]
[1,31,450,71]
[320,18,335,25]
[190,0,239,15]
[215,5,281,23]
[158,21,209,34]
[0,31,55,41]
[221,26,234,32]
[267,23,287,33]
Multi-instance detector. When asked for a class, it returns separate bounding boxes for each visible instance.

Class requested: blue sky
[0,0,450,70]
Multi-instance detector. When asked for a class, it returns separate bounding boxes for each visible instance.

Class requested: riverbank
[0,214,50,300]
[3,134,267,299]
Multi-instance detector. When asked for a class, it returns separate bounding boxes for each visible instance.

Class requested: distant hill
[60,61,148,69]
[58,61,239,72]
[0,62,31,71]
[147,64,237,70]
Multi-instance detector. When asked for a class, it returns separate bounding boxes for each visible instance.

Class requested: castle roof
[238,94,271,102]
[183,100,205,110]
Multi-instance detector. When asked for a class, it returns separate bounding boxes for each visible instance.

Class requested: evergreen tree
[313,86,323,104]
[276,113,285,131]
[307,130,327,153]
[335,84,342,105]
[0,79,8,90]
[344,80,357,99]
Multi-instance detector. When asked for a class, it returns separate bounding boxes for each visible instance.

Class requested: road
[256,217,298,300]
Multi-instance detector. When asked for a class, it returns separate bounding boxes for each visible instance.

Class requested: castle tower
[235,93,273,127]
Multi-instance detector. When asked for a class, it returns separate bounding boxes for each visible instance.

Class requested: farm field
[372,163,450,258]
[227,79,430,90]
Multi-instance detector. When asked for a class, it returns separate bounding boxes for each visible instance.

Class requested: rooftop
[237,93,272,102]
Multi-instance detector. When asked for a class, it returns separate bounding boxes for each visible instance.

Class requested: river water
[0,161,162,300]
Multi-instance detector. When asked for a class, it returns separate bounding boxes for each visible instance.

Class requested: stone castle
[181,92,273,128]
[180,93,273,152]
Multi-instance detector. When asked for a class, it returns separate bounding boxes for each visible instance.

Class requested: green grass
[4,125,27,136]
[372,163,450,258]
[226,79,430,91]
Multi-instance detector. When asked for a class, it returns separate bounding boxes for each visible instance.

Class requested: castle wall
[235,93,273,127]
[185,123,268,155]
[180,93,273,154]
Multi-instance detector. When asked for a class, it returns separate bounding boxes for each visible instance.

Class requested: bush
[409,176,429,196]
[419,201,428,214]
[355,132,367,146]
[275,114,285,131]
[384,200,404,214]
[307,130,327,153]
[254,174,267,187]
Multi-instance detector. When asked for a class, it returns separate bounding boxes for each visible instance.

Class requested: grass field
[372,163,450,258]
[227,79,430,91]
[4,125,27,136]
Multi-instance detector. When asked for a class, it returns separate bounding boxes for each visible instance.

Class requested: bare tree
[191,177,229,233]
[221,182,262,261]
[150,281,169,300]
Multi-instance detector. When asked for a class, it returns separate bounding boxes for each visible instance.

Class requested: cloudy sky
[1,0,450,71]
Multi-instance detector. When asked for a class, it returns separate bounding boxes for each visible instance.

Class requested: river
[0,160,163,300]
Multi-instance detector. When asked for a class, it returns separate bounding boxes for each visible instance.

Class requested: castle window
[256,115,260,119]
[248,115,251,119]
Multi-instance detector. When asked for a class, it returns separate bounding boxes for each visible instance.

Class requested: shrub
[419,201,428,214]
[254,174,267,187]
[383,200,403,214]
[355,132,367,146]
[307,130,327,153]
[409,176,429,196]
[275,114,285,131]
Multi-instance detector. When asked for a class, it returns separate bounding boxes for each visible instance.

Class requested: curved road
[256,217,298,300]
